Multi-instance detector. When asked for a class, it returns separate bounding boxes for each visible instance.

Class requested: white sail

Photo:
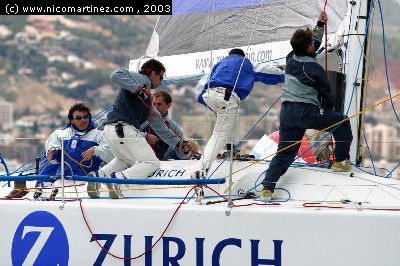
[130,0,348,78]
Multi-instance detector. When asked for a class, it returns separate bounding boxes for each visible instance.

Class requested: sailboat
[1,0,400,265]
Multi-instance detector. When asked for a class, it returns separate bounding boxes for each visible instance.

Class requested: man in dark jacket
[260,11,353,201]
[89,59,184,199]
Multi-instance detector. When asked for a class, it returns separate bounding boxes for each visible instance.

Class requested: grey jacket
[281,22,334,109]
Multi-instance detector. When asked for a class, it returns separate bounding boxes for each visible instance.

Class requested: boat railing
[0,174,225,185]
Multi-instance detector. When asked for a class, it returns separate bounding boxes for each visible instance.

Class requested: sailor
[6,103,113,199]
[139,91,184,159]
[193,48,284,178]
[88,59,185,199]
[260,11,353,201]
[44,102,113,177]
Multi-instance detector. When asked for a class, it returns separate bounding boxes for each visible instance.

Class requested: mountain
[0,75,76,114]
[0,15,157,118]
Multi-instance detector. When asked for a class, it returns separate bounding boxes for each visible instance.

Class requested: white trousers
[201,88,240,171]
[100,124,160,179]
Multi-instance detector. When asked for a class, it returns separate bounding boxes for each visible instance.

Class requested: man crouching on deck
[87,59,186,199]
[260,11,353,201]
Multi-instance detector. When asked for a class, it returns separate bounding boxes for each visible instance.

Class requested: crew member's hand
[82,147,95,161]
[318,11,327,23]
[147,134,160,145]
[180,143,191,154]
[178,140,191,154]
[46,150,54,161]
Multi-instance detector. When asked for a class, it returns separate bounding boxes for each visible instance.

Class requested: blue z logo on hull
[12,211,69,266]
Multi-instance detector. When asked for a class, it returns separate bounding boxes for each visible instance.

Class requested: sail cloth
[130,0,348,78]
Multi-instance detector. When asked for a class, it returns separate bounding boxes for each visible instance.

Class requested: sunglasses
[73,114,89,121]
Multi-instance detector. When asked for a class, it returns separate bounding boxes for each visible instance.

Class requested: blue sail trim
[172,0,277,16]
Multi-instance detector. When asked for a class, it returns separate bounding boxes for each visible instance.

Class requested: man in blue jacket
[6,103,113,199]
[260,11,353,201]
[44,103,113,177]
[193,48,284,178]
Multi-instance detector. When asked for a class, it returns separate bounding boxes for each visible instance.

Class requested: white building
[0,99,13,130]
[364,123,400,161]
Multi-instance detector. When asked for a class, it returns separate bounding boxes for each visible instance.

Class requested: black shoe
[6,188,28,199]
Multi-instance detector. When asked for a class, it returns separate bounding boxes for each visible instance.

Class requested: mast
[356,0,374,164]
[342,0,374,163]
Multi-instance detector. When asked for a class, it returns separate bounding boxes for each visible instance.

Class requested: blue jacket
[105,68,152,129]
[196,54,284,106]
[39,120,113,177]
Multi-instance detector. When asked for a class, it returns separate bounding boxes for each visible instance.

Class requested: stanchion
[60,138,65,210]
[226,139,234,216]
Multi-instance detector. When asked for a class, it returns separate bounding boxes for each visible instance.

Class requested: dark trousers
[262,102,353,192]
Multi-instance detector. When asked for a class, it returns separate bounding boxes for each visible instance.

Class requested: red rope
[79,185,198,261]
[140,88,159,159]
[0,197,31,201]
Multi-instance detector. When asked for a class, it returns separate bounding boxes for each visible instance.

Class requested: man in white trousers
[88,59,185,199]
[193,48,284,178]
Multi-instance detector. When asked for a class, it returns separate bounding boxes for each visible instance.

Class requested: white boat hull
[1,160,400,265]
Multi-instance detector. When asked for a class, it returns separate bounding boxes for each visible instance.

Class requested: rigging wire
[345,1,374,116]
[323,0,329,72]
[376,0,400,125]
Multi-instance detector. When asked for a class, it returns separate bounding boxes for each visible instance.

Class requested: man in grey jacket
[260,11,353,201]
[88,59,184,199]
